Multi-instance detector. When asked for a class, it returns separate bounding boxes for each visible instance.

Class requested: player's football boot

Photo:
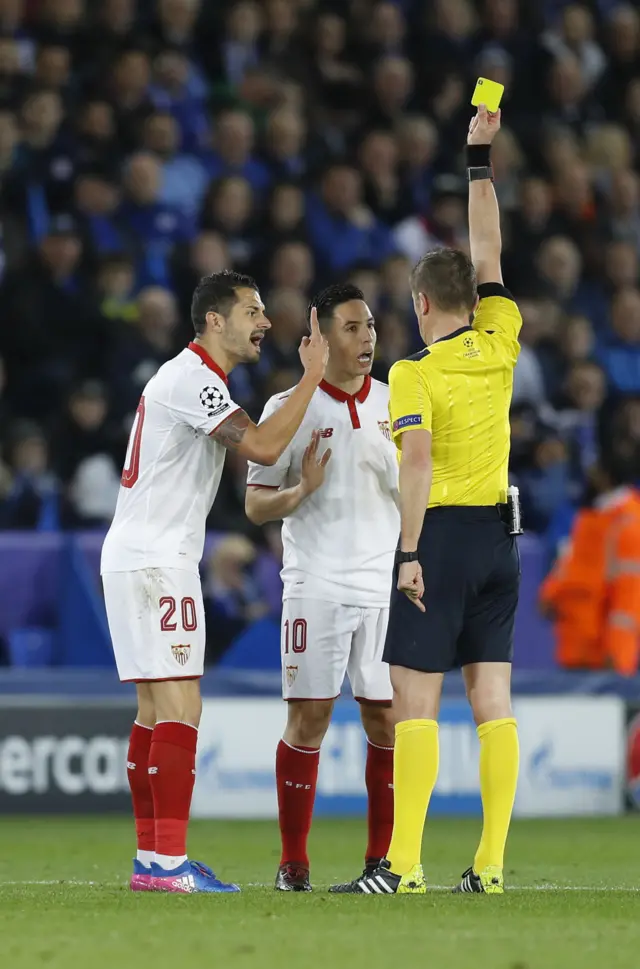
[130,859,154,891]
[149,859,240,893]
[274,863,312,892]
[336,859,426,894]
[452,865,504,895]
[328,859,381,893]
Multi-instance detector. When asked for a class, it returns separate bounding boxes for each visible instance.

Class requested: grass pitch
[1,816,639,969]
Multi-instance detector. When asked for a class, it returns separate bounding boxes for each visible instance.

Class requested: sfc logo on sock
[171,644,191,666]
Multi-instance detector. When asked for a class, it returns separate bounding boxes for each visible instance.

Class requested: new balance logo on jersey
[171,644,191,666]
[199,385,230,418]
[318,428,333,438]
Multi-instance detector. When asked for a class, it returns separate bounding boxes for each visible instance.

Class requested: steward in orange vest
[540,458,640,676]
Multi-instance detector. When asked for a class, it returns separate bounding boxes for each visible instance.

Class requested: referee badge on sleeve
[393,414,422,432]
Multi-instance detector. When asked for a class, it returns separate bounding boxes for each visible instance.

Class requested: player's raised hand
[467,104,501,145]
[299,307,329,384]
[300,429,332,497]
[398,560,426,612]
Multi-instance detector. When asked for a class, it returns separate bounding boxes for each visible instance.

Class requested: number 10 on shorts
[283,618,307,653]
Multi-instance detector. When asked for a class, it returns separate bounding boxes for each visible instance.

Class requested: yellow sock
[474,718,519,874]
[386,719,439,876]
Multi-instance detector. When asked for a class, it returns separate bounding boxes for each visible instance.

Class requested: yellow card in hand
[471,77,504,113]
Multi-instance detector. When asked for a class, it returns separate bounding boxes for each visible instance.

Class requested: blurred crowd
[1,0,640,642]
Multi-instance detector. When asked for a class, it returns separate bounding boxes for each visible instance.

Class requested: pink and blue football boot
[149,860,240,893]
[130,859,154,891]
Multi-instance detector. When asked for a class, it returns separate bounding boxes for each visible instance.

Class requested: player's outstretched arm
[212,311,328,466]
[245,430,331,525]
[468,104,502,286]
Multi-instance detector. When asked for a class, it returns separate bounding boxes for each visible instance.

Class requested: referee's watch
[395,550,419,565]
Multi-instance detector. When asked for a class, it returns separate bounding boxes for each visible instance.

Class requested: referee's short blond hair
[410,248,477,314]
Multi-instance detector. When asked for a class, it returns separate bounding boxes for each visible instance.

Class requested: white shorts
[281,598,392,702]
[102,568,206,682]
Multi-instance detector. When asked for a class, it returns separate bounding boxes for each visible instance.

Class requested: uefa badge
[285,665,298,687]
[171,644,191,666]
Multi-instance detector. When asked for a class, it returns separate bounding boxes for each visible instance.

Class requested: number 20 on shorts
[283,618,307,653]
[159,596,198,632]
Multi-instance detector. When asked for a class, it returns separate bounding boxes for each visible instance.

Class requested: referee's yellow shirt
[388,283,522,507]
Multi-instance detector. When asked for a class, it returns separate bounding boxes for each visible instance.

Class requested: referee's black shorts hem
[383,506,520,675]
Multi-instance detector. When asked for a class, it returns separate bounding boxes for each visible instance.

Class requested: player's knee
[136,683,156,728]
[467,685,512,726]
[463,663,512,726]
[360,703,395,747]
[284,701,333,748]
[151,680,202,728]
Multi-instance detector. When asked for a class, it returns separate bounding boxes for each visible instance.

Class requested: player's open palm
[467,103,501,145]
[299,307,329,384]
[300,430,331,497]
[398,560,426,612]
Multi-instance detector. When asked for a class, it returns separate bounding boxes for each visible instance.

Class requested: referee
[352,105,522,897]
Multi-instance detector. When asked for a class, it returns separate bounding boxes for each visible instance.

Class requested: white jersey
[247,376,400,607]
[101,342,240,575]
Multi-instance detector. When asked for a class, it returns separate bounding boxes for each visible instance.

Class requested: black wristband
[395,550,419,565]
[466,144,491,168]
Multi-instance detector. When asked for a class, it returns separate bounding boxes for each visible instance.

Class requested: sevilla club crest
[378,420,391,441]
[171,644,191,666]
[285,665,298,687]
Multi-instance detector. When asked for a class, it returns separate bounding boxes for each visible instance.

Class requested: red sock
[127,721,155,852]
[149,721,198,858]
[276,739,320,868]
[365,740,394,863]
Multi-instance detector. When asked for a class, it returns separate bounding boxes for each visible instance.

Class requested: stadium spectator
[598,286,640,394]
[540,448,640,675]
[203,533,270,662]
[50,379,122,485]
[141,110,208,218]
[307,164,395,274]
[0,420,66,530]
[201,108,271,195]
[119,152,194,287]
[108,285,177,420]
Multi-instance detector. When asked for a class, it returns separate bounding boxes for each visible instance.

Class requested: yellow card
[471,77,504,113]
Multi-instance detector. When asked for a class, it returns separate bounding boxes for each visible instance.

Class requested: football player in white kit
[245,283,401,893]
[101,270,328,894]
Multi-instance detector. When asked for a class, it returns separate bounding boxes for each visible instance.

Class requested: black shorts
[384,507,521,674]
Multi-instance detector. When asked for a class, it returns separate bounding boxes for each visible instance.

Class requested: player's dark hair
[410,247,478,314]
[191,270,258,335]
[308,282,365,334]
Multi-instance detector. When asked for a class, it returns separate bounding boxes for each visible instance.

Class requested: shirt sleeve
[168,372,241,435]
[473,283,522,364]
[388,359,432,445]
[246,394,292,489]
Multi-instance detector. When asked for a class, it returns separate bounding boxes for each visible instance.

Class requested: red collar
[188,341,228,386]
[319,374,371,404]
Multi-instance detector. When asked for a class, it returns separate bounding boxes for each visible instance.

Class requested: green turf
[1,816,639,969]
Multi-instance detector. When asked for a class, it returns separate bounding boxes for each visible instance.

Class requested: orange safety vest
[540,490,640,676]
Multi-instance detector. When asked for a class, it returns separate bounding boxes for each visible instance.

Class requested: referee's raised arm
[467,104,503,285]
